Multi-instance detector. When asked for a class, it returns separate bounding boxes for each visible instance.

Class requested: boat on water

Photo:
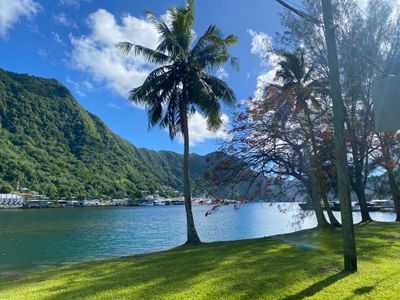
[137,200,154,206]
[370,200,395,212]
[318,200,395,212]
[153,200,166,206]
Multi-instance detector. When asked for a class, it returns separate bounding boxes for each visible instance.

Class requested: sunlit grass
[1,222,400,299]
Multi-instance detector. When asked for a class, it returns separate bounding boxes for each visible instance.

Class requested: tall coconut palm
[265,49,340,227]
[116,0,238,244]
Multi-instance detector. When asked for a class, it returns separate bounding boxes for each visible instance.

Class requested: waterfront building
[0,194,24,208]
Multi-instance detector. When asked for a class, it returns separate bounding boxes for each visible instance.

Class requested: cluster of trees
[208,0,400,227]
[117,0,400,256]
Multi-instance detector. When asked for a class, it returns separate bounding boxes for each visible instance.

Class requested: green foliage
[1,222,400,299]
[0,181,13,193]
[0,69,211,199]
[117,0,238,139]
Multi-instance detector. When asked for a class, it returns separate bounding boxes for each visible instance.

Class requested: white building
[0,194,24,208]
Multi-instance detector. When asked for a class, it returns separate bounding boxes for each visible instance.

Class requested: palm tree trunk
[181,104,201,244]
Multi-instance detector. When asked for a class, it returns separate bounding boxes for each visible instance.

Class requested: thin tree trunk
[322,0,357,272]
[303,105,340,227]
[353,176,372,222]
[381,139,400,222]
[181,104,201,244]
[307,173,330,228]
[348,125,372,222]
[387,169,400,222]
[322,190,341,227]
[346,88,372,223]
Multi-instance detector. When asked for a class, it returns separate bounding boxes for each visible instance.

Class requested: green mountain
[0,68,214,199]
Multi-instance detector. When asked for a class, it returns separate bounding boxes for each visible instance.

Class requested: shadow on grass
[2,222,400,299]
[354,286,374,295]
[283,271,351,300]
[0,237,340,300]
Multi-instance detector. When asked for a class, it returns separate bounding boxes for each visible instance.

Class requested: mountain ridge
[0,68,214,199]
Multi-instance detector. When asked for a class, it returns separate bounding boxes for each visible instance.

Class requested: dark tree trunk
[322,0,357,272]
[303,104,340,227]
[349,130,372,222]
[381,138,400,222]
[307,175,330,228]
[181,104,201,245]
[386,167,400,222]
[388,172,400,222]
[322,191,341,227]
[353,176,372,222]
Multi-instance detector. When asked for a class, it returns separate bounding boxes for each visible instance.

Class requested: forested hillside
[0,69,213,199]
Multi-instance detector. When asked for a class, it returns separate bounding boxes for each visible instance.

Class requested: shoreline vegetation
[1,221,399,299]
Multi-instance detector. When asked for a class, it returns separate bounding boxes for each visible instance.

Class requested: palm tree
[116,0,238,244]
[264,49,340,227]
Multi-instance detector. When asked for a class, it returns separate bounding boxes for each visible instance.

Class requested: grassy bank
[1,222,400,299]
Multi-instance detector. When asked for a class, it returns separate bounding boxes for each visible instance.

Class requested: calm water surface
[0,203,396,275]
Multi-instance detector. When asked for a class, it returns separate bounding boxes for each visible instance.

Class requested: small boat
[153,200,166,206]
[370,200,395,212]
[137,200,154,206]
[333,201,389,212]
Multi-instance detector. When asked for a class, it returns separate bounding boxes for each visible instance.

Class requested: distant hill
[0,68,217,199]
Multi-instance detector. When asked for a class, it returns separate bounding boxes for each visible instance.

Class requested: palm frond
[191,25,225,55]
[191,26,238,71]
[144,9,181,56]
[129,66,174,105]
[119,0,238,140]
[116,42,171,64]
[116,41,134,54]
[201,74,236,105]
[195,92,223,131]
[148,102,163,128]
[169,0,195,52]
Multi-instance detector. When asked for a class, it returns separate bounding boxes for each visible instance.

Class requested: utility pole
[321,0,357,272]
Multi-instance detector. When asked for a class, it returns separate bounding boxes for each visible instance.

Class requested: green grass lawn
[1,222,400,299]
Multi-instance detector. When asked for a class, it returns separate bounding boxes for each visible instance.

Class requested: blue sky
[0,0,296,155]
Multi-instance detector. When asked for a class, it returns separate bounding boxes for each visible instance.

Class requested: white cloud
[53,13,76,27]
[59,0,89,9]
[248,29,280,98]
[249,29,270,62]
[0,0,40,37]
[255,70,277,99]
[248,29,279,67]
[216,67,229,80]
[37,48,47,59]
[107,102,121,110]
[177,112,230,146]
[69,8,159,98]
[52,31,65,45]
[66,77,93,97]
